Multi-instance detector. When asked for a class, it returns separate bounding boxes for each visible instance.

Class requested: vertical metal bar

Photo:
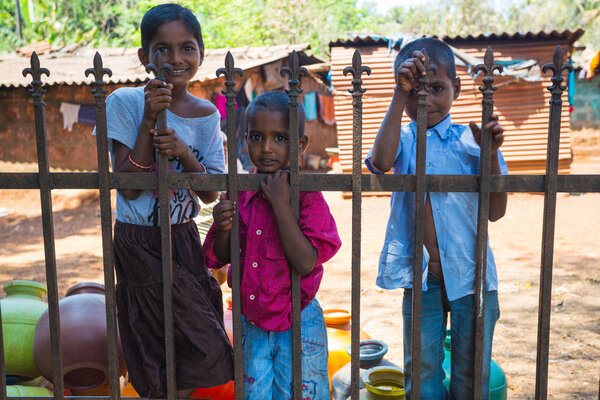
[410,49,430,400]
[84,52,121,400]
[216,52,244,400]
[146,51,177,400]
[22,52,64,400]
[343,50,370,400]
[281,50,307,400]
[0,305,6,400]
[535,46,573,400]
[472,47,502,399]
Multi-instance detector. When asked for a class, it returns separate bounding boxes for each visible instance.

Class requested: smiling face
[138,19,203,87]
[246,110,307,173]
[404,64,461,128]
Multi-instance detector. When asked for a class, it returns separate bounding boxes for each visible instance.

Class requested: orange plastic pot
[191,382,235,400]
[324,309,370,389]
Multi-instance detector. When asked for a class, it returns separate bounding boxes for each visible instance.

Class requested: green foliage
[0,0,598,55]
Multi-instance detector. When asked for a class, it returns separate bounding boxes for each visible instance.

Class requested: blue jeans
[241,299,329,400]
[402,272,500,400]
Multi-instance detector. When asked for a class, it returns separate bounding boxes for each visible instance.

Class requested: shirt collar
[408,114,452,140]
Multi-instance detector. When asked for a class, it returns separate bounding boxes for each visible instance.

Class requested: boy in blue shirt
[365,38,508,399]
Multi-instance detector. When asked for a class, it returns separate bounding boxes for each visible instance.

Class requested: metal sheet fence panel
[216,52,244,399]
[535,46,573,400]
[84,52,121,400]
[472,47,502,399]
[22,52,65,400]
[146,52,177,400]
[343,50,371,399]
[280,50,307,400]
[2,46,597,400]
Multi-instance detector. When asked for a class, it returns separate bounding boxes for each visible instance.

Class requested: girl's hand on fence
[395,50,427,95]
[150,128,189,158]
[213,193,236,232]
[261,170,290,210]
[143,79,173,123]
[470,113,505,154]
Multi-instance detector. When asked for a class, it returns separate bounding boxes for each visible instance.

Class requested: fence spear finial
[542,45,573,95]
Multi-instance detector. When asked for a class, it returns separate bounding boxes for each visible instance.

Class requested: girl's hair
[140,3,204,53]
[246,91,306,137]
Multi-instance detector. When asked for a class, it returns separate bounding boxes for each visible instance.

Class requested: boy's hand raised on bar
[395,50,427,95]
[470,113,505,154]
[213,192,236,233]
[261,170,290,210]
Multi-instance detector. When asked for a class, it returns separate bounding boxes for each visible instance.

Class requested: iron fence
[0,44,599,400]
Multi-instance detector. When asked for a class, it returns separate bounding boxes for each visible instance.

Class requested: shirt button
[252,262,258,268]
[427,131,432,136]
[256,229,262,235]
[249,294,255,300]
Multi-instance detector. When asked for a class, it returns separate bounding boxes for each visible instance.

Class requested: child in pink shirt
[202,91,341,400]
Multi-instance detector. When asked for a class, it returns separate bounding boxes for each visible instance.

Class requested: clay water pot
[33,282,126,390]
[324,309,371,390]
[1,280,48,381]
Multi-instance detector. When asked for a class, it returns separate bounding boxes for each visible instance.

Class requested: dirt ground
[1,133,599,399]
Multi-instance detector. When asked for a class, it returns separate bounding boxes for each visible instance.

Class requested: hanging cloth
[59,102,80,131]
[317,94,335,126]
[304,92,317,121]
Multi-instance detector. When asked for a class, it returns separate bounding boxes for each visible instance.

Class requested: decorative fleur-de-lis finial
[216,51,243,97]
[22,52,50,97]
[85,52,113,96]
[474,47,503,97]
[416,48,430,97]
[542,46,573,96]
[343,50,371,96]
[146,50,173,81]
[281,50,308,98]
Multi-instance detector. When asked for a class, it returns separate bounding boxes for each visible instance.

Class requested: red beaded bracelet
[128,154,152,170]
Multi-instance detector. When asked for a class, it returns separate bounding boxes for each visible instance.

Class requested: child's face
[138,19,203,87]
[404,65,460,128]
[246,110,307,173]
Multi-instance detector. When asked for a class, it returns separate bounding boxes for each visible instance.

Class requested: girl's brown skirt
[114,220,233,398]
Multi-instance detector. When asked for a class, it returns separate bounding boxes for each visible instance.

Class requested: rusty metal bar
[84,52,121,400]
[22,52,65,400]
[3,172,600,194]
[343,50,371,400]
[409,49,430,400]
[281,50,307,400]
[472,47,502,398]
[216,52,244,400]
[146,51,177,400]
[535,46,573,400]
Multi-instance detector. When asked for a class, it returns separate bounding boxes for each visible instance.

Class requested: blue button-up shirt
[365,114,508,301]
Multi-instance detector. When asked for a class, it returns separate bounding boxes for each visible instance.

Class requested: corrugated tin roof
[330,29,585,47]
[331,39,574,177]
[0,44,322,88]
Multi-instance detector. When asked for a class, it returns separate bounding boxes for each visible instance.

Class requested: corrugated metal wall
[331,39,573,176]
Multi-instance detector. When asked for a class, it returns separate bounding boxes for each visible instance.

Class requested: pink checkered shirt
[202,190,341,331]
